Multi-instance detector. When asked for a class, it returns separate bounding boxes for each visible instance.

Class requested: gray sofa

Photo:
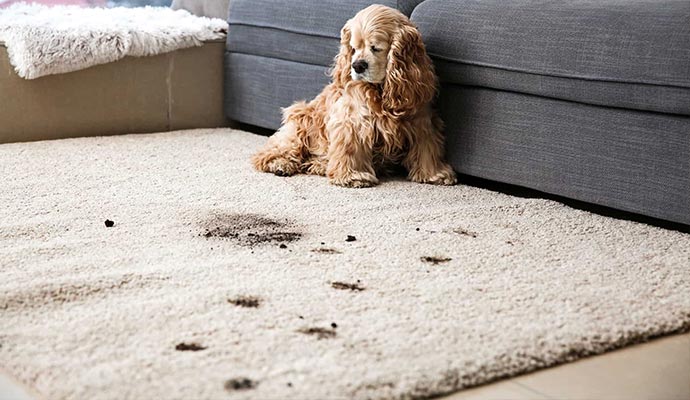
[222,0,690,226]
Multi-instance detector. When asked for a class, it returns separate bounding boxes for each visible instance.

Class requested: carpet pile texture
[0,4,227,79]
[1,129,689,399]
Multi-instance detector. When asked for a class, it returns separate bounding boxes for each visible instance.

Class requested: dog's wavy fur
[252,4,457,188]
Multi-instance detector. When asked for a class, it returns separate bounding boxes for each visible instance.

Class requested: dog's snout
[352,60,368,74]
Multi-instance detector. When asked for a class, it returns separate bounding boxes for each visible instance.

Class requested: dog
[252,4,457,188]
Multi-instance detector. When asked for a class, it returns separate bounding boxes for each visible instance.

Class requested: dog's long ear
[382,22,437,118]
[331,22,353,88]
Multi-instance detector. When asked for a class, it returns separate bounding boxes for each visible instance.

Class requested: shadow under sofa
[221,0,690,226]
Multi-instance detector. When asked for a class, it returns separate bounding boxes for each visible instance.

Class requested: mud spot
[175,342,206,351]
[345,235,357,242]
[421,256,452,265]
[228,295,262,308]
[104,219,115,228]
[224,378,257,392]
[453,228,477,238]
[200,213,302,247]
[298,327,337,340]
[311,247,342,254]
[331,281,365,291]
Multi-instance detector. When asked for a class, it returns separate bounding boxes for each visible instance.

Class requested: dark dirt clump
[175,342,206,351]
[224,378,257,392]
[345,235,357,242]
[331,281,365,291]
[200,213,301,247]
[298,327,337,339]
[104,219,114,228]
[421,256,452,265]
[228,295,262,308]
[331,322,338,328]
[311,247,342,254]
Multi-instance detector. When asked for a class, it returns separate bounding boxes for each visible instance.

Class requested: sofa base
[440,85,690,226]
[0,41,227,144]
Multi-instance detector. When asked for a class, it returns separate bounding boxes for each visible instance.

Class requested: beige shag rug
[1,129,689,400]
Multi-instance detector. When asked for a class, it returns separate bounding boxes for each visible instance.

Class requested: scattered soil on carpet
[331,281,365,291]
[104,219,114,228]
[224,378,257,392]
[345,235,357,242]
[421,256,452,265]
[298,327,337,339]
[199,213,301,247]
[175,342,206,351]
[228,295,261,308]
[311,248,342,254]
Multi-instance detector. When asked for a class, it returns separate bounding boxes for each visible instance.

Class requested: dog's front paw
[409,165,457,186]
[262,158,300,177]
[329,171,379,188]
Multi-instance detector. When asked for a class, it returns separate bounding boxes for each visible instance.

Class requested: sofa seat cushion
[412,0,690,116]
[227,0,425,67]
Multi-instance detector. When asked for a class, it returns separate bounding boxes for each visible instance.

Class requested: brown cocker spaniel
[252,4,457,188]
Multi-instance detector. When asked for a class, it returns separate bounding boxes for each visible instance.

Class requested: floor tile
[514,333,690,400]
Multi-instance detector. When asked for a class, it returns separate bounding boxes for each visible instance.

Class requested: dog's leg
[251,121,304,177]
[404,117,457,185]
[302,156,328,176]
[326,119,379,188]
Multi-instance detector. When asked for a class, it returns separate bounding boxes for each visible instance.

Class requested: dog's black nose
[352,60,368,74]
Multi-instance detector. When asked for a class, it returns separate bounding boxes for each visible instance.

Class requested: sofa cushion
[412,0,690,116]
[227,0,425,67]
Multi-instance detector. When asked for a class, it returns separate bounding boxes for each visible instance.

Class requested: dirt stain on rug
[312,247,342,254]
[421,256,452,265]
[228,295,262,308]
[453,228,478,238]
[298,327,337,339]
[224,377,257,392]
[175,342,206,351]
[200,213,302,247]
[331,281,365,291]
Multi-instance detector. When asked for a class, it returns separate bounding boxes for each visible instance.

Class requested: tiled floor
[0,371,33,400]
[1,333,688,400]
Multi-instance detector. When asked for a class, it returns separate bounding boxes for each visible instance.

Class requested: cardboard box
[0,40,227,144]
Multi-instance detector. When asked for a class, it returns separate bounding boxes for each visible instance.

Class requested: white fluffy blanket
[0,3,227,79]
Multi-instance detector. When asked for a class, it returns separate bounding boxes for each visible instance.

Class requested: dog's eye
[370,46,381,53]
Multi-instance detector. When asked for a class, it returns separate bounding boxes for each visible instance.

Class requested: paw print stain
[224,378,257,392]
[331,281,365,291]
[175,342,206,351]
[421,256,452,265]
[298,327,337,340]
[199,213,302,247]
[228,295,262,308]
[453,228,477,238]
[311,247,342,254]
